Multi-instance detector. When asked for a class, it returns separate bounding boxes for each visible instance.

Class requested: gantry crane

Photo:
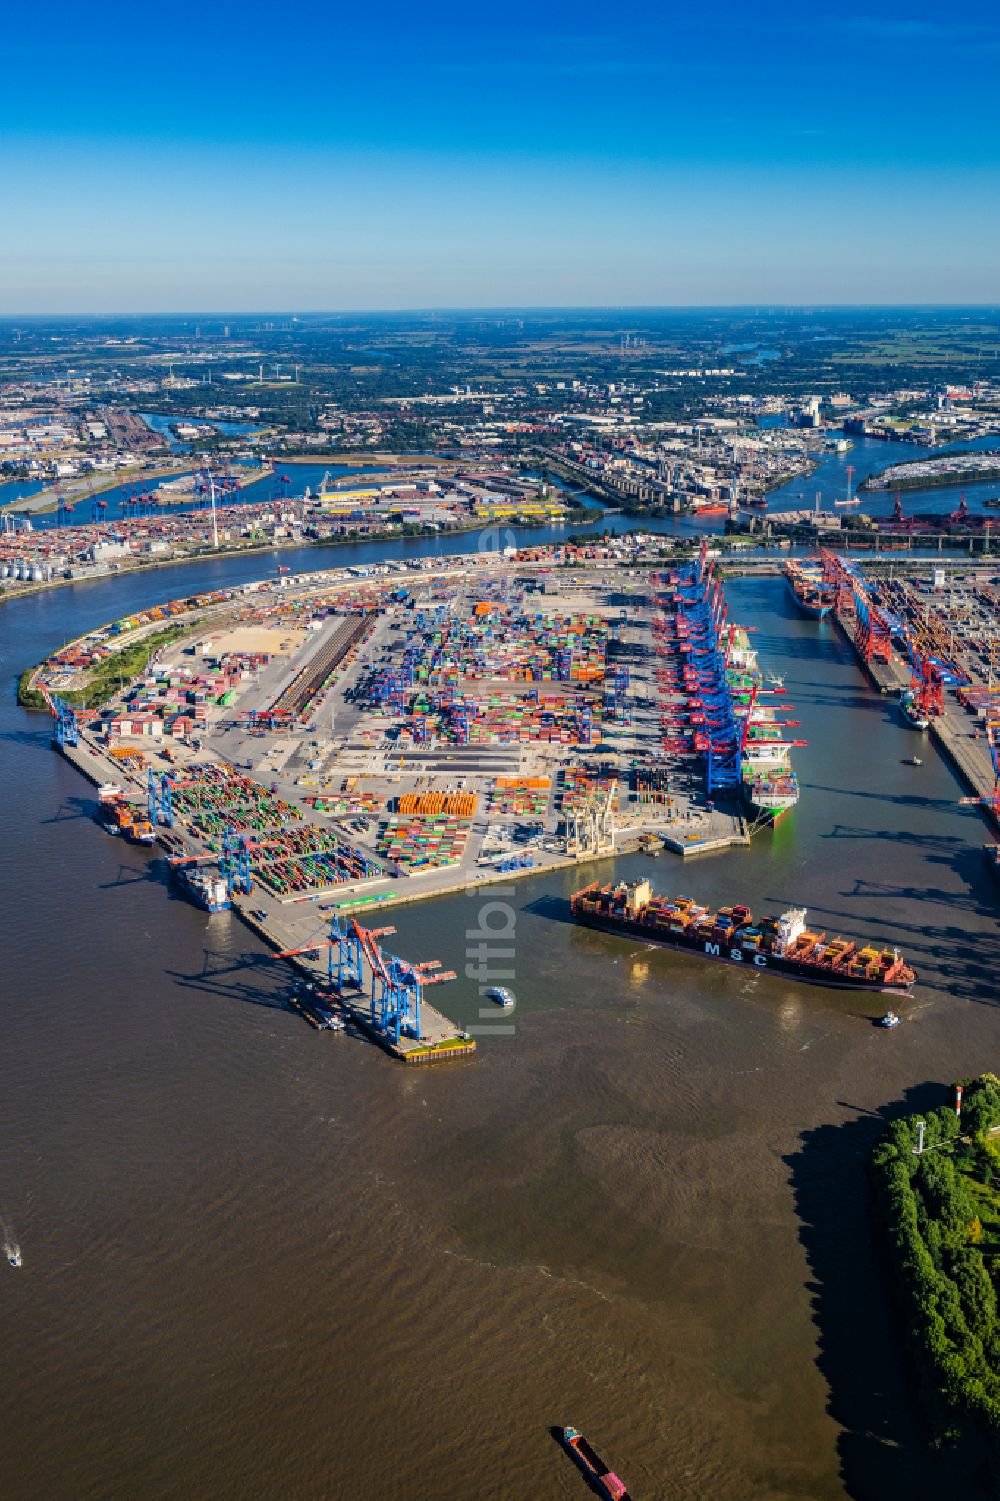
[147,769,174,826]
[278,913,456,1044]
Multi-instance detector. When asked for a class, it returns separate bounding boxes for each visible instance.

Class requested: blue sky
[2,0,998,311]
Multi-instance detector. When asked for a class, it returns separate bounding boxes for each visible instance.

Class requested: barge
[560,1428,631,1501]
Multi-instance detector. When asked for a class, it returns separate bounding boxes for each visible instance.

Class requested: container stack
[253,825,381,895]
[397,791,477,817]
[486,777,550,815]
[559,765,620,812]
[376,813,472,873]
[171,762,300,841]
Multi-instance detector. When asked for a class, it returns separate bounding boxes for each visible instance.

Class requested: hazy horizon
[1,303,999,322]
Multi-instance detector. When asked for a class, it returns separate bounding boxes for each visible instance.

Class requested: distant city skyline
[4,0,999,312]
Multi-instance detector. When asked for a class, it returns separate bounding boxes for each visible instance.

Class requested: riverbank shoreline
[0,518,530,610]
[862,468,1000,493]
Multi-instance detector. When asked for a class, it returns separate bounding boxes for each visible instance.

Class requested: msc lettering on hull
[703,941,768,968]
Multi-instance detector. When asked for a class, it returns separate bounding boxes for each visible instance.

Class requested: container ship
[173,863,231,913]
[727,627,801,822]
[741,757,799,820]
[656,545,801,824]
[784,560,834,620]
[899,686,930,731]
[570,879,915,993]
[96,784,156,845]
[740,704,801,821]
[560,1428,631,1501]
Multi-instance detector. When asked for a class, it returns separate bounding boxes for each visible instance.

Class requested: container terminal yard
[25,536,1000,1065]
[24,539,816,1056]
[804,551,1000,845]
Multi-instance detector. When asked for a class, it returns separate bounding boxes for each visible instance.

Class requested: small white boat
[879,1011,901,1029]
[766,672,784,689]
[8,1249,21,1268]
[485,986,515,1008]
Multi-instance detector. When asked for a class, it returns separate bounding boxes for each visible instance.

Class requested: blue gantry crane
[147,769,174,826]
[51,694,80,748]
[220,825,253,895]
[278,914,456,1045]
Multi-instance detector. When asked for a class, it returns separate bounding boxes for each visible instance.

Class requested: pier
[827,553,1000,832]
[57,728,476,1062]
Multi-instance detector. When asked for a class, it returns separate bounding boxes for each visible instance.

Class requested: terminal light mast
[208,469,219,549]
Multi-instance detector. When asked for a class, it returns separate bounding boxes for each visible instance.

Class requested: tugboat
[560,1428,631,1501]
[485,986,515,1008]
[879,1010,901,1029]
[902,756,923,767]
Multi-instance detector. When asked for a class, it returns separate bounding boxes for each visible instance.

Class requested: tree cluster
[871,1076,1000,1439]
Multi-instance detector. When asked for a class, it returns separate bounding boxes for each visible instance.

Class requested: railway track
[270,611,376,719]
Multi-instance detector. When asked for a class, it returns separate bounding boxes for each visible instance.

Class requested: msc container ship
[570,879,915,993]
[784,559,835,620]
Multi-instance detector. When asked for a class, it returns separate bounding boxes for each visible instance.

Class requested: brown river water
[1,558,998,1500]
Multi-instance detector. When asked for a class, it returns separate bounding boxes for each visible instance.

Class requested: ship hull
[743,800,795,824]
[791,595,832,620]
[572,909,913,993]
[185,893,230,914]
[172,868,232,913]
[899,702,929,731]
[785,572,832,619]
[753,802,795,823]
[741,783,798,823]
